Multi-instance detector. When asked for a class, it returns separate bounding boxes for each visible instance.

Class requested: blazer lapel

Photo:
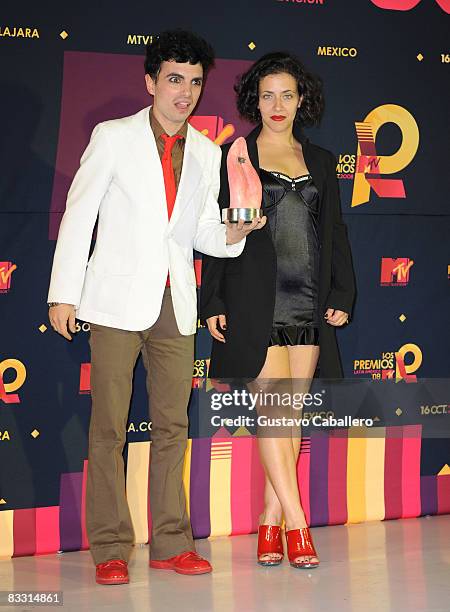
[245,124,270,237]
[292,122,325,202]
[168,124,202,229]
[128,107,203,231]
[245,124,262,177]
[129,106,167,221]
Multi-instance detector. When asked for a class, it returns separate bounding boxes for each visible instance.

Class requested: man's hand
[324,308,349,326]
[49,304,77,340]
[225,216,267,245]
[206,314,227,343]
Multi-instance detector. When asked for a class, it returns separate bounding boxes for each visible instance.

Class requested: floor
[1,515,449,611]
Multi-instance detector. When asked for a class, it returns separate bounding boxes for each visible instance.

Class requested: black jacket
[200,123,356,379]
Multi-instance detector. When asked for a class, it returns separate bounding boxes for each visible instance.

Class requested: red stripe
[13,509,36,557]
[437,474,450,514]
[384,427,403,519]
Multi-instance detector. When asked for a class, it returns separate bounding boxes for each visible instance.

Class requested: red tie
[161,133,182,286]
[161,133,182,220]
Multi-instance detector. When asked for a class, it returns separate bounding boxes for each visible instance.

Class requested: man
[48,30,265,584]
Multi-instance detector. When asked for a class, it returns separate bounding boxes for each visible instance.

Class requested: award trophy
[221,137,263,223]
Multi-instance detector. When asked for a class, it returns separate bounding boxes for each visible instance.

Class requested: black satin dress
[260,169,321,347]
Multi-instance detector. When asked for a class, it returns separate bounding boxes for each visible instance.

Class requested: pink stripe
[298,438,311,525]
[13,509,36,557]
[35,507,60,555]
[437,474,450,515]
[81,460,89,549]
[328,431,348,524]
[384,427,403,519]
[231,438,253,535]
[401,425,422,518]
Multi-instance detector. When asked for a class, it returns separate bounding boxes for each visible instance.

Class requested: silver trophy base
[222,208,263,223]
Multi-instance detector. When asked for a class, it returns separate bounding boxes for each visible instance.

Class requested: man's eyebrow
[166,72,203,81]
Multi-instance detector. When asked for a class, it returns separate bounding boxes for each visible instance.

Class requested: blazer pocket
[84,267,133,316]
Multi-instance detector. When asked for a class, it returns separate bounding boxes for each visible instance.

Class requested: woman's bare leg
[252,346,290,562]
[286,344,320,563]
[252,344,320,564]
[288,344,320,463]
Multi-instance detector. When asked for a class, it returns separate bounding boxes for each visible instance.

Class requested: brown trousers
[86,288,195,564]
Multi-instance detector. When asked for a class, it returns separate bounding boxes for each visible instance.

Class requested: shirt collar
[149,107,188,141]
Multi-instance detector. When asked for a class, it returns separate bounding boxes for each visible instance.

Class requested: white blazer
[48,105,245,334]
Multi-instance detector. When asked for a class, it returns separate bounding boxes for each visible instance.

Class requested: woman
[200,52,356,569]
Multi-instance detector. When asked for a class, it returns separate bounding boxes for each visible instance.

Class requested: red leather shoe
[95,559,129,585]
[149,551,212,575]
[285,528,319,569]
[257,525,284,566]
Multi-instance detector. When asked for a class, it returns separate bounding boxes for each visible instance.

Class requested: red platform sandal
[257,525,284,566]
[285,527,319,569]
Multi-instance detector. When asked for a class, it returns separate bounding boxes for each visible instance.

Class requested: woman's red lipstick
[271,115,286,121]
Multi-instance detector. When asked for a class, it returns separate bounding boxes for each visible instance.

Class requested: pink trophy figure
[222,137,264,223]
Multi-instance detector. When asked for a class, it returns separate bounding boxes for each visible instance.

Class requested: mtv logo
[382,369,395,379]
[380,258,414,285]
[353,121,406,206]
[0,262,17,293]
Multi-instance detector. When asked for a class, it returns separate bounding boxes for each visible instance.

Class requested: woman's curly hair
[235,52,324,127]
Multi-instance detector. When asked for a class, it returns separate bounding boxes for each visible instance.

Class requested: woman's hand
[324,308,349,326]
[206,314,227,342]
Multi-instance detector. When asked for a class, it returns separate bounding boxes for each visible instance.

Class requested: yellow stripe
[0,510,14,559]
[347,427,367,523]
[183,439,192,518]
[365,429,386,521]
[209,454,232,537]
[126,441,150,545]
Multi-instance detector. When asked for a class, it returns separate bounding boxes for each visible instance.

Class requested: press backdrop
[0,0,449,557]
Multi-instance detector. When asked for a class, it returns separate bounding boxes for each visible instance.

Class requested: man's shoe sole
[96,576,129,585]
[149,560,211,575]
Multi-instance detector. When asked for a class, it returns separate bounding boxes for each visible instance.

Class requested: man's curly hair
[145,29,215,80]
[235,52,324,127]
